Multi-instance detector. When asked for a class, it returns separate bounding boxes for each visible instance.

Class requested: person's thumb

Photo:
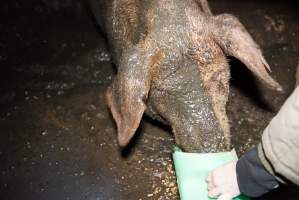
[218,193,233,200]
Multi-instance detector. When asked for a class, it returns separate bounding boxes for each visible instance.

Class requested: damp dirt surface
[0,0,298,199]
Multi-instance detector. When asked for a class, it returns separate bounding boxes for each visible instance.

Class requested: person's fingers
[217,193,233,200]
[208,187,221,198]
[206,173,216,191]
[207,182,214,191]
[205,173,212,183]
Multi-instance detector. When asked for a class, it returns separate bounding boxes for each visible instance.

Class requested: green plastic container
[172,147,249,200]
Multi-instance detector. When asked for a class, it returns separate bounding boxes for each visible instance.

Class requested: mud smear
[0,0,298,199]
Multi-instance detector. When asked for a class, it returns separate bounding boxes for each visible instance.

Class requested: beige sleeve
[296,62,299,87]
[262,86,299,185]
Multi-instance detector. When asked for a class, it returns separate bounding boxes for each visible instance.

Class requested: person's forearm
[236,145,279,197]
[262,86,299,185]
[207,87,299,199]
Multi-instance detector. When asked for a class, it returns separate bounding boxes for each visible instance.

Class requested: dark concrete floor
[0,0,298,199]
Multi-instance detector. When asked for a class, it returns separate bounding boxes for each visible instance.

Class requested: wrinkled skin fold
[89,0,281,153]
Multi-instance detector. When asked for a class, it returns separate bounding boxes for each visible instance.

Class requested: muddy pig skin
[89,0,281,153]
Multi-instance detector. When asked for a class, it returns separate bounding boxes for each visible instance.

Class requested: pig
[89,0,282,152]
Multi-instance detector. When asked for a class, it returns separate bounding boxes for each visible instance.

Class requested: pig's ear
[106,46,164,147]
[212,14,282,92]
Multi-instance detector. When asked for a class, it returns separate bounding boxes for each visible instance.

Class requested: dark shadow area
[143,115,172,135]
[83,0,108,45]
[229,57,274,111]
[119,124,144,158]
[121,116,173,158]
[255,184,299,200]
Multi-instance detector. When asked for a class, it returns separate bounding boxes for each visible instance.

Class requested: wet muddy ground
[0,0,298,199]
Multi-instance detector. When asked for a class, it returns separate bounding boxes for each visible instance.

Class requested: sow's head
[106,14,282,152]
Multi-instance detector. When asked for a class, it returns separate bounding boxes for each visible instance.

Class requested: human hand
[206,161,241,200]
